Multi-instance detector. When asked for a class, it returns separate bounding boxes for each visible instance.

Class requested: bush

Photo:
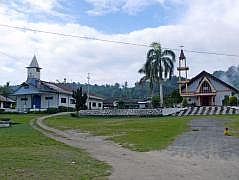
[182,98,188,107]
[117,100,125,109]
[47,108,58,114]
[68,107,76,112]
[58,106,75,112]
[58,106,68,112]
[222,95,229,106]
[229,96,237,106]
[152,96,161,108]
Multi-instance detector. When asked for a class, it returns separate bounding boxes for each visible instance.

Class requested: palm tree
[139,42,175,107]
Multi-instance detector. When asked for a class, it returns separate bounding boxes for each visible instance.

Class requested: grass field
[222,115,239,137]
[45,115,192,151]
[0,114,110,180]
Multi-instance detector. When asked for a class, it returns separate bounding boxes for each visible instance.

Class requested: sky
[0,0,239,86]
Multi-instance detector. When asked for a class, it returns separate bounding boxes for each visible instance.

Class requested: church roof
[12,80,104,99]
[0,95,15,103]
[182,71,239,93]
[179,49,186,60]
[27,55,41,68]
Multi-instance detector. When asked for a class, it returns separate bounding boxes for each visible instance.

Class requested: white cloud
[85,0,166,15]
[0,0,66,20]
[0,0,239,87]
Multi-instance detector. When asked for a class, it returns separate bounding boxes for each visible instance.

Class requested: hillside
[4,66,239,100]
[213,66,239,89]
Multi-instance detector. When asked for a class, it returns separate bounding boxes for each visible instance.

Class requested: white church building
[181,71,239,106]
[13,56,103,112]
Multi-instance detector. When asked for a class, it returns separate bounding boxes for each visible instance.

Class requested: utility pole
[87,73,90,109]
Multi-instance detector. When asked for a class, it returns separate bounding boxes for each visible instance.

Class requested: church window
[200,81,212,93]
[61,98,66,103]
[45,97,53,100]
[70,99,75,104]
[92,102,96,107]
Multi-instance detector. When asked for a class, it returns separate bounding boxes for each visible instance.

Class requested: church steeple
[27,55,41,81]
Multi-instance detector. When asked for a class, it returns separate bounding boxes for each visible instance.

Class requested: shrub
[68,107,76,112]
[117,100,125,109]
[222,95,229,106]
[58,106,68,112]
[229,96,237,106]
[58,106,75,112]
[182,98,188,107]
[47,108,58,114]
[152,96,161,108]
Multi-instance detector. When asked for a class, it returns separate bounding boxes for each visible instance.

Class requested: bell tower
[177,47,189,95]
[27,55,41,81]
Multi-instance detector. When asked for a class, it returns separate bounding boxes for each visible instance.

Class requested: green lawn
[0,114,110,180]
[45,115,192,152]
[220,115,239,137]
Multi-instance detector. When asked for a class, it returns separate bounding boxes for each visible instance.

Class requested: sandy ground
[32,113,239,180]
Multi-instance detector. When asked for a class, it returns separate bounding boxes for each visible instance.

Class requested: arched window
[199,81,212,93]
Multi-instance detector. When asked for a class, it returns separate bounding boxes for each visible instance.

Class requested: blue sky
[61,0,186,33]
[0,0,239,86]
[2,0,186,33]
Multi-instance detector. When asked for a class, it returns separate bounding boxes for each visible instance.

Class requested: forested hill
[63,65,239,98]
[63,76,179,99]
[6,66,239,99]
[213,65,239,89]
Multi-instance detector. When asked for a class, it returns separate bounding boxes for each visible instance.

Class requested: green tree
[117,100,125,109]
[182,98,188,107]
[222,95,229,106]
[151,96,161,108]
[229,96,237,106]
[139,42,175,107]
[164,89,183,107]
[72,87,88,116]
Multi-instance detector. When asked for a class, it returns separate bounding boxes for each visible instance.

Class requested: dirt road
[32,114,239,180]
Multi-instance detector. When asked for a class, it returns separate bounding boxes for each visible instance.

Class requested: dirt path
[33,114,239,180]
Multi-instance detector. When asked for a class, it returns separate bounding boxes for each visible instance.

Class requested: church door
[32,95,41,109]
[200,96,211,106]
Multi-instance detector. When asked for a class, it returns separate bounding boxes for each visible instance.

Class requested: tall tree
[72,87,88,116]
[0,82,10,100]
[139,42,175,107]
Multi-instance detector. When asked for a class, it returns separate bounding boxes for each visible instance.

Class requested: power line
[0,24,149,47]
[0,23,239,58]
[0,50,21,60]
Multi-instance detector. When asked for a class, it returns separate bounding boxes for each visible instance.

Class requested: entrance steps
[172,106,239,116]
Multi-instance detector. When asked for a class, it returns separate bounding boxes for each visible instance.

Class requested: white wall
[27,68,40,79]
[16,95,32,111]
[41,94,58,109]
[87,99,103,110]
[58,94,75,108]
[215,91,232,106]
[187,96,198,106]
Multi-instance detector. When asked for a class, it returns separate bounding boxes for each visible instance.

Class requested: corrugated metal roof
[0,95,15,102]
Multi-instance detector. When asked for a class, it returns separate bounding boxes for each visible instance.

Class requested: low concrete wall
[162,108,187,116]
[79,108,162,116]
